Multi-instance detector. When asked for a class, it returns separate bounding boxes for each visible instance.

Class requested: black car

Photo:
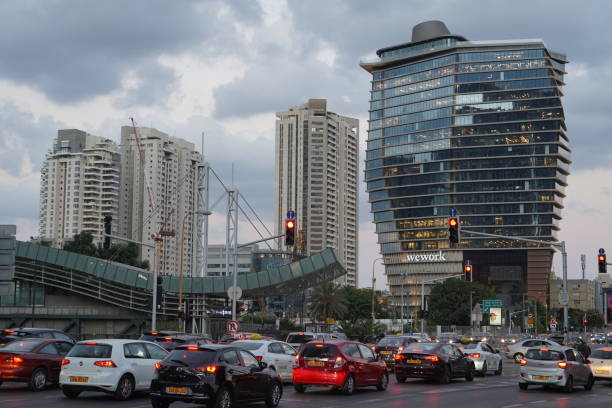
[394,342,475,384]
[374,336,418,367]
[150,344,282,408]
[548,335,591,357]
[0,328,76,347]
[139,332,215,351]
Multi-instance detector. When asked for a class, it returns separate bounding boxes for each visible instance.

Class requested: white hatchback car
[59,339,168,400]
[506,338,561,363]
[589,347,612,380]
[459,342,503,376]
[233,339,297,382]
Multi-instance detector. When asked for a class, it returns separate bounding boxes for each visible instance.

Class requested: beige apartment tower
[274,99,359,286]
[118,126,201,276]
[39,129,120,248]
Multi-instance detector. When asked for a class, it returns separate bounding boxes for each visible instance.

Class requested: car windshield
[233,341,264,351]
[461,343,478,350]
[591,348,612,359]
[405,343,437,351]
[525,349,564,361]
[287,334,314,344]
[301,344,339,360]
[377,337,404,346]
[165,349,216,367]
[68,343,112,358]
[0,340,44,351]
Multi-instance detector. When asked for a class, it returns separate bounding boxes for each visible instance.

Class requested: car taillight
[5,356,24,365]
[395,353,404,360]
[398,346,404,352]
[520,359,527,366]
[195,366,218,373]
[154,362,164,370]
[94,360,117,367]
[468,353,481,358]
[254,355,263,361]
[333,356,346,368]
[61,359,70,366]
[557,361,568,369]
[425,355,440,362]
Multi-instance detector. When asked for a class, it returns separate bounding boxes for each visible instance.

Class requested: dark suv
[0,328,76,347]
[139,332,215,351]
[548,335,591,357]
[150,344,282,408]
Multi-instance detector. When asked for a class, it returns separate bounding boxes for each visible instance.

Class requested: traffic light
[156,276,163,308]
[448,217,459,244]
[285,219,296,246]
[103,215,112,249]
[583,318,589,325]
[464,264,473,280]
[599,254,607,273]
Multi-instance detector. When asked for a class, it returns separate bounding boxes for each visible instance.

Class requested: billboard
[489,307,502,326]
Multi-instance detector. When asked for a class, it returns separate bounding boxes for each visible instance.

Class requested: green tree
[63,231,97,257]
[427,278,498,326]
[63,231,149,270]
[309,283,348,322]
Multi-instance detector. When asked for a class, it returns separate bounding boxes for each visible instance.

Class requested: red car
[0,338,73,390]
[292,340,388,395]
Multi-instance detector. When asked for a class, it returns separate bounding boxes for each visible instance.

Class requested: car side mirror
[259,361,268,370]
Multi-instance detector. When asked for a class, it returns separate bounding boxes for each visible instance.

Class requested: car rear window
[287,334,314,344]
[165,349,216,367]
[68,344,112,358]
[526,349,564,360]
[591,348,612,359]
[233,341,264,351]
[377,337,404,346]
[460,343,478,350]
[405,343,438,351]
[301,344,339,360]
[0,340,45,351]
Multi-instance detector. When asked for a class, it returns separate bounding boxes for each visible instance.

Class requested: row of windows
[453,132,561,148]
[380,236,553,252]
[455,97,561,115]
[379,225,554,243]
[374,65,455,91]
[375,214,556,233]
[370,107,453,130]
[379,75,455,99]
[456,78,558,94]
[455,88,559,104]
[376,85,455,111]
[367,128,451,149]
[371,96,454,120]
[454,119,564,136]
[455,108,564,126]
[456,68,552,84]
[379,38,458,61]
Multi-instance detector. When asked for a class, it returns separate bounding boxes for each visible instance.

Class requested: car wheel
[293,384,307,393]
[396,375,406,384]
[513,353,524,364]
[214,387,232,408]
[563,376,573,393]
[151,397,170,408]
[584,374,594,391]
[518,382,528,390]
[62,387,81,399]
[438,365,451,384]
[376,372,389,391]
[340,374,355,395]
[465,364,474,382]
[495,361,502,376]
[478,362,487,377]
[114,374,135,401]
[265,381,282,407]
[29,368,47,391]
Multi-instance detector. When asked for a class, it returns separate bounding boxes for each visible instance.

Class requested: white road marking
[421,388,460,394]
[501,404,523,408]
[528,401,546,404]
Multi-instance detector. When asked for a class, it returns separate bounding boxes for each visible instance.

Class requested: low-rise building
[550,276,597,311]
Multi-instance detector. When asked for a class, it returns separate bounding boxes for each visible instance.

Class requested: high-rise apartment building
[274,99,359,286]
[39,129,120,247]
[118,126,201,276]
[361,21,569,311]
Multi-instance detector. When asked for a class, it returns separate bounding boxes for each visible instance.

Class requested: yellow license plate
[166,387,189,395]
[381,351,392,354]
[407,359,421,364]
[70,376,89,383]
[308,360,325,367]
[595,369,610,374]
[534,376,549,380]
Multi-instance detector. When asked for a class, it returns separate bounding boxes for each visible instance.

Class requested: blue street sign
[287,210,296,219]
[465,259,471,265]
[449,208,457,217]
[599,248,606,255]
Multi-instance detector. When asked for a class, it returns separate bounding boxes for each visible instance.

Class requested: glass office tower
[361,21,569,314]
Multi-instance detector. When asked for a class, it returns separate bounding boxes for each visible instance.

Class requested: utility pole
[371,258,383,335]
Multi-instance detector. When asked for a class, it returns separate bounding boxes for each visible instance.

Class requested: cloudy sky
[1,0,611,287]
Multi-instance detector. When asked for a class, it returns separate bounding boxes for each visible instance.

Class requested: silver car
[506,338,560,363]
[589,347,612,381]
[459,342,503,376]
[518,346,594,392]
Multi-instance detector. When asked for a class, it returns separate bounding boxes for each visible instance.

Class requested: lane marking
[528,401,546,404]
[502,404,523,408]
[421,388,460,394]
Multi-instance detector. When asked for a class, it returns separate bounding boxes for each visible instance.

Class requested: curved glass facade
[361,29,569,310]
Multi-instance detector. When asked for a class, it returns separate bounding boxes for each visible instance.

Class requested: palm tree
[309,283,348,322]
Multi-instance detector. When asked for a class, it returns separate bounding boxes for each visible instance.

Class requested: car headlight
[501,339,505,343]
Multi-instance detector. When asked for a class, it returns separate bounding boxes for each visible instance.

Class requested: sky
[1,0,611,289]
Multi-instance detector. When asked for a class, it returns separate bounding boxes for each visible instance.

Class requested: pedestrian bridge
[13,241,346,317]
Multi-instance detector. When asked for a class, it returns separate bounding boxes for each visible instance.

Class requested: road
[2,363,612,408]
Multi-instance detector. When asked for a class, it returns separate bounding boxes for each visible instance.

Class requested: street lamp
[371,257,383,335]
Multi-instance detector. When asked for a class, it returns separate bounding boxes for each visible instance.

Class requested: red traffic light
[448,218,458,227]
[599,255,605,262]
[286,220,295,229]
[464,265,472,273]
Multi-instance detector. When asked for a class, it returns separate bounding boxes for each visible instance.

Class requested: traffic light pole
[460,228,568,343]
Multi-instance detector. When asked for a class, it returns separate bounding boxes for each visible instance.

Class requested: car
[500,334,521,345]
[518,346,594,392]
[0,338,74,390]
[232,340,297,382]
[470,332,494,343]
[218,332,273,344]
[588,347,612,381]
[506,338,561,363]
[374,336,418,368]
[0,328,76,347]
[437,332,462,344]
[457,342,503,376]
[407,333,431,342]
[139,333,215,351]
[590,333,606,344]
[292,340,388,395]
[285,332,341,350]
[548,335,591,358]
[59,339,168,400]
[394,342,475,384]
[150,344,283,408]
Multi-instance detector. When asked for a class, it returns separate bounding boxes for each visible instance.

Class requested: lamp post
[371,257,383,335]
[178,211,194,331]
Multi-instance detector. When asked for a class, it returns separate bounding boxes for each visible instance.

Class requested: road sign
[600,248,606,255]
[227,286,242,300]
[465,259,472,265]
[227,320,240,333]
[287,210,296,219]
[449,208,457,217]
[482,299,502,313]
[558,291,569,306]
[489,307,502,325]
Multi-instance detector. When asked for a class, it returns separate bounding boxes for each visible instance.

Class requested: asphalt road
[2,363,612,408]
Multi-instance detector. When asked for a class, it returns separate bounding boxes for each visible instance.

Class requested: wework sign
[405,250,447,263]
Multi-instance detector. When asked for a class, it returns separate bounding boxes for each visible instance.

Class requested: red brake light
[425,355,440,362]
[540,348,549,352]
[412,348,424,352]
[195,365,218,373]
[186,346,199,350]
[4,329,15,333]
[94,360,117,367]
[61,359,70,366]
[164,337,173,342]
[334,356,346,368]
[398,346,404,351]
[151,332,159,335]
[255,356,263,361]
[154,362,162,370]
[520,359,527,366]
[557,361,568,369]
[315,344,324,348]
[468,353,481,358]
[84,342,97,345]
